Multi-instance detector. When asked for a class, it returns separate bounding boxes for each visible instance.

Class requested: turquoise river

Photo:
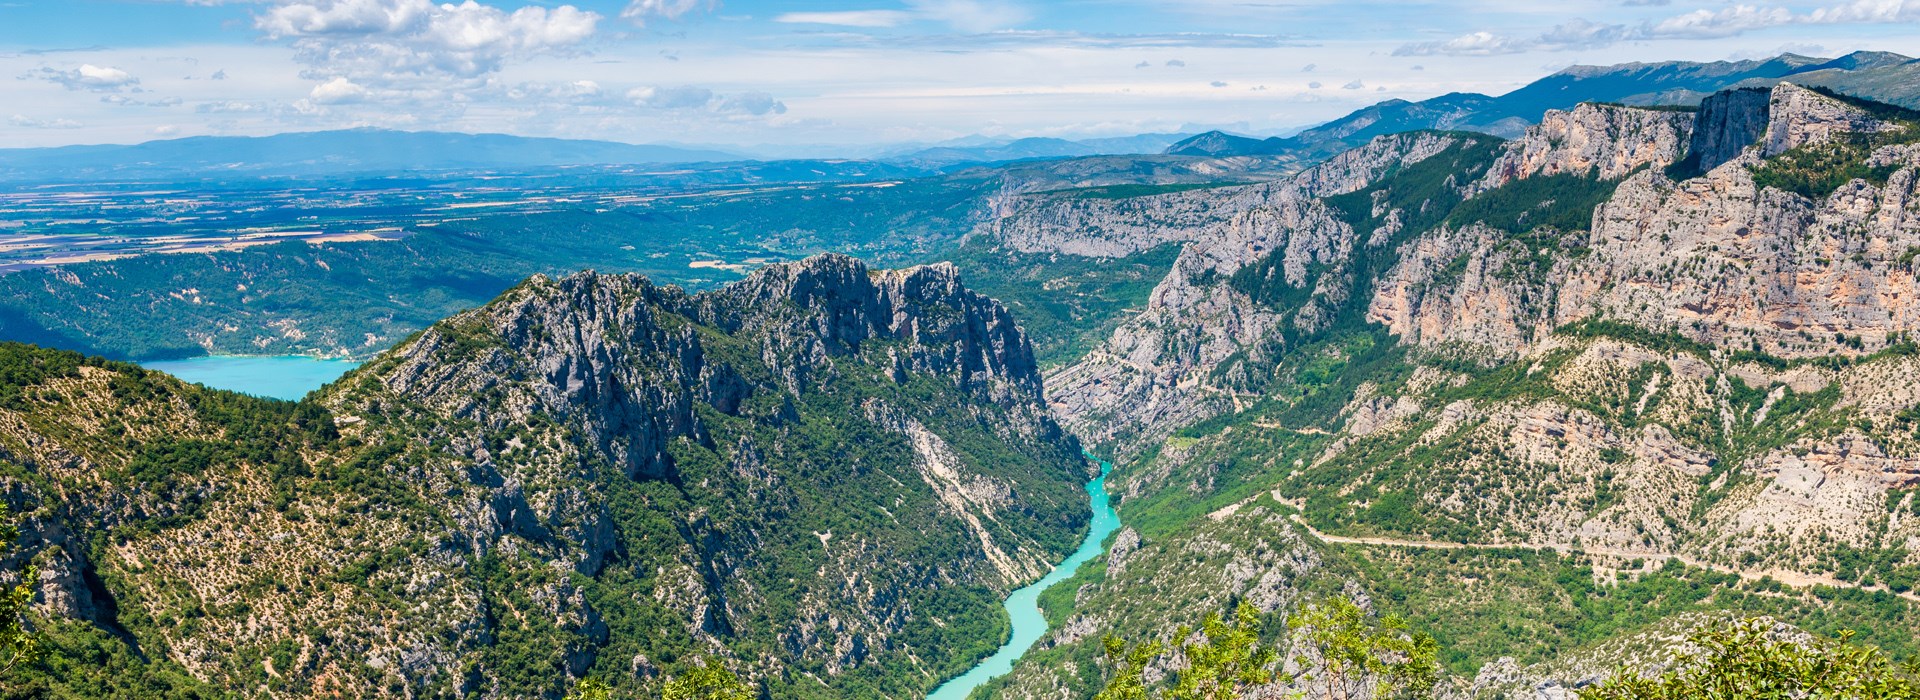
[928,456,1121,699]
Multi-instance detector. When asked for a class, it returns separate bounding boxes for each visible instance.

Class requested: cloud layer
[259,0,600,80]
[1399,0,1920,56]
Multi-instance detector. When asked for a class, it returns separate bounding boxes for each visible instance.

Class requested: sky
[1,0,1917,152]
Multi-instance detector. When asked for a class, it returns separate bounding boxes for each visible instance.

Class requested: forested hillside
[0,256,1091,698]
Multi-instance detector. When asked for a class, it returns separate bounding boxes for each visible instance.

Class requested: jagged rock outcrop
[1681,87,1771,175]
[1371,83,1920,359]
[1474,102,1693,193]
[1763,82,1901,155]
[977,132,1466,258]
[1014,132,1488,452]
[0,255,1090,699]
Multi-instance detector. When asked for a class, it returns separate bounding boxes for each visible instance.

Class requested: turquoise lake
[140,355,362,400]
[927,456,1121,700]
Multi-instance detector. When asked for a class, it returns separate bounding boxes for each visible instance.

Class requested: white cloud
[773,1,1027,32]
[309,76,370,104]
[627,85,786,115]
[101,94,183,107]
[628,85,712,109]
[506,79,606,103]
[775,10,913,27]
[1808,0,1920,23]
[1651,5,1795,38]
[1342,79,1364,89]
[906,0,1029,33]
[714,91,787,116]
[622,0,712,25]
[10,114,83,129]
[258,0,600,83]
[1398,0,1920,56]
[29,64,141,91]
[196,101,269,113]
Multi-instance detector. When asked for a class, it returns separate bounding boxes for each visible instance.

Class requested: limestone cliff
[1370,83,1920,359]
[1472,102,1693,193]
[993,132,1494,452]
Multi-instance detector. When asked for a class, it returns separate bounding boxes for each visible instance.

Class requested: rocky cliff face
[1682,87,1771,175]
[1370,83,1920,359]
[970,86,1920,697]
[0,255,1089,699]
[1473,102,1693,193]
[985,132,1489,452]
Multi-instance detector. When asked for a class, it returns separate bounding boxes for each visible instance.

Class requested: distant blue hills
[1166,51,1920,160]
[0,128,744,182]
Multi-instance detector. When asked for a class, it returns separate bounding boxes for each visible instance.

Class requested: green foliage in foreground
[1579,618,1920,700]
[565,659,754,700]
[661,660,755,700]
[1095,600,1439,700]
[1290,598,1439,700]
[0,506,37,677]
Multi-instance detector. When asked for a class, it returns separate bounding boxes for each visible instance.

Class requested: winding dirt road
[1224,491,1920,604]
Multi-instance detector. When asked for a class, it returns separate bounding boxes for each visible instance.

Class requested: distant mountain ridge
[884,133,1194,168]
[1167,51,1919,161]
[0,128,743,182]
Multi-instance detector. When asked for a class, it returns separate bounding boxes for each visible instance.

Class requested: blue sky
[2,0,1917,150]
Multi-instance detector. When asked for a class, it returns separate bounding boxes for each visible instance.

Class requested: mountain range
[0,128,743,182]
[1,55,1919,699]
[880,133,1197,169]
[1167,50,1920,163]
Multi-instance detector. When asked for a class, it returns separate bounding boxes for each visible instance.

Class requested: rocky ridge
[973,82,1920,699]
[0,254,1090,699]
[1369,83,1920,358]
[988,132,1489,451]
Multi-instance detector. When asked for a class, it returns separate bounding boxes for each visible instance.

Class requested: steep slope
[0,255,1090,698]
[1002,131,1504,452]
[975,83,1920,698]
[1371,83,1920,358]
[1098,84,1920,576]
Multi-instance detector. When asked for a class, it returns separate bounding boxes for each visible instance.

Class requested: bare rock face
[1366,223,1574,353]
[1372,83,1920,359]
[1026,133,1479,453]
[1763,82,1899,156]
[1683,87,1771,175]
[1474,102,1694,192]
[977,131,1466,259]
